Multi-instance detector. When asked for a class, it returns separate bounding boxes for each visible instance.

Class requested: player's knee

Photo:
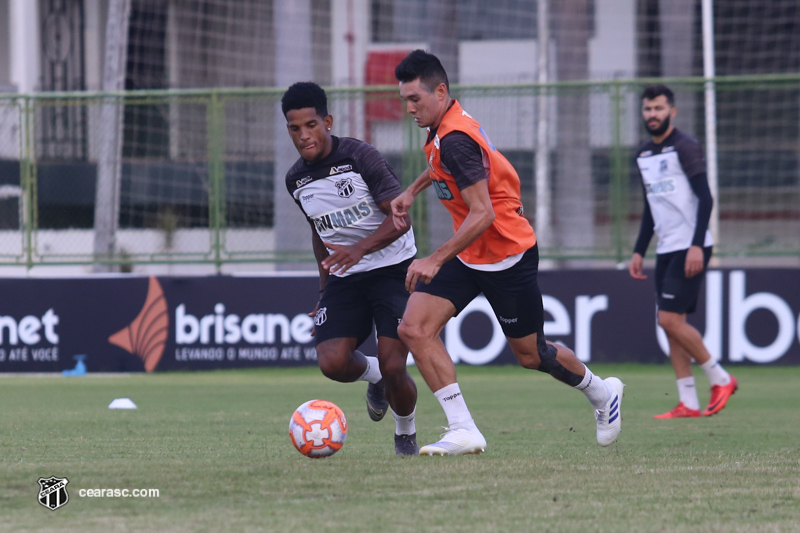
[397,319,424,347]
[657,311,680,332]
[514,346,541,370]
[377,356,404,380]
[316,348,351,382]
[318,360,346,382]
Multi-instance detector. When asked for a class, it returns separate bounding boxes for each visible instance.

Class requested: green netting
[0,75,798,267]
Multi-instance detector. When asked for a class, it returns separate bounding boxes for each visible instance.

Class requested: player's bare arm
[308,225,330,333]
[391,169,431,230]
[310,222,331,289]
[322,199,412,275]
[405,179,495,292]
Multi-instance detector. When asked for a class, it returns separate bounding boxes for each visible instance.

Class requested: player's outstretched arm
[431,179,495,264]
[391,169,431,230]
[404,179,495,292]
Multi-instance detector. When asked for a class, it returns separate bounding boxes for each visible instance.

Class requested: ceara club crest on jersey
[335,177,355,198]
[38,476,69,511]
[315,307,328,326]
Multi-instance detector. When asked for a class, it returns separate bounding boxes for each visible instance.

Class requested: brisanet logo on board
[107,277,319,371]
[0,309,60,363]
[173,303,317,364]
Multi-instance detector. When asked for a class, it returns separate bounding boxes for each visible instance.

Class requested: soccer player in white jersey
[630,84,737,419]
[282,82,419,454]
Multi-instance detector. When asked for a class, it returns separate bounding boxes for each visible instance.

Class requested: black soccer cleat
[366,380,388,421]
[394,433,419,456]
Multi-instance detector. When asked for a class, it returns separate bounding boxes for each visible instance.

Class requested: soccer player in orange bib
[392,50,624,455]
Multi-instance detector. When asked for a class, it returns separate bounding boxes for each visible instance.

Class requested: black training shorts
[313,258,411,346]
[654,246,713,314]
[414,245,543,338]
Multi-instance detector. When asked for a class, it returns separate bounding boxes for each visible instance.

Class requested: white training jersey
[635,129,713,254]
[286,136,416,276]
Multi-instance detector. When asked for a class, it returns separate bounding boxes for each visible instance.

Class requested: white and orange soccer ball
[289,399,348,458]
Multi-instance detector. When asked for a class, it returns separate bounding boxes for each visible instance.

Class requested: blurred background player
[629,84,738,419]
[282,82,419,454]
[391,50,624,456]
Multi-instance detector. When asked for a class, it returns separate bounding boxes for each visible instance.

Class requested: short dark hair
[281,81,328,118]
[394,49,449,93]
[641,84,675,106]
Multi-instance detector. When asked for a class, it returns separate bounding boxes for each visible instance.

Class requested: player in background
[391,50,624,456]
[630,84,737,419]
[282,82,419,455]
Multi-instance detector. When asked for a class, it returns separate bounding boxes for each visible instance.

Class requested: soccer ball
[289,399,348,458]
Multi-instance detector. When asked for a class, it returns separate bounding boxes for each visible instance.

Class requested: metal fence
[0,74,798,270]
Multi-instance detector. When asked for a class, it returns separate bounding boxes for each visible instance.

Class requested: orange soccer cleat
[703,375,738,416]
[653,402,701,419]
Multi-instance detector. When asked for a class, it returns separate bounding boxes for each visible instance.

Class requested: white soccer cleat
[595,377,624,447]
[419,426,487,456]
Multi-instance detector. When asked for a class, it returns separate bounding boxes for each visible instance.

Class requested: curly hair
[281,81,328,118]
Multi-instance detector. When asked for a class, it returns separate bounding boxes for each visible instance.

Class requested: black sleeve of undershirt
[688,172,713,247]
[439,131,486,190]
[634,190,655,257]
[677,136,706,179]
[351,141,403,206]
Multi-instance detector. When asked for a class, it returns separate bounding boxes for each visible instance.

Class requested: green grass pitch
[1,364,798,532]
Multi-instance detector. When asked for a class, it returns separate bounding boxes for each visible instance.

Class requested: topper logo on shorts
[108,277,168,373]
[38,476,69,511]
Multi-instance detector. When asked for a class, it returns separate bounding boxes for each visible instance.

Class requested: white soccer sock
[356,352,382,384]
[575,366,609,409]
[677,376,700,410]
[699,359,731,387]
[393,408,416,436]
[434,383,475,429]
